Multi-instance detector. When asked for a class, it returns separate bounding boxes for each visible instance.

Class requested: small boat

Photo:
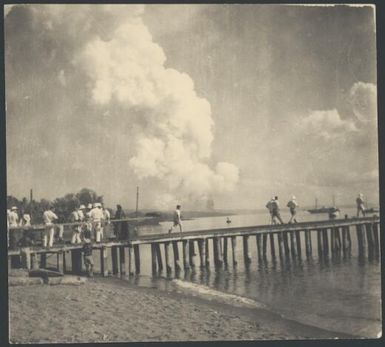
[307,197,336,214]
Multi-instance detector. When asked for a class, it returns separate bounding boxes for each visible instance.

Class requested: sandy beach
[9,275,357,344]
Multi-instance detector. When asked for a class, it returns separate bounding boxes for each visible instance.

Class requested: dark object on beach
[226,217,232,224]
[29,268,64,278]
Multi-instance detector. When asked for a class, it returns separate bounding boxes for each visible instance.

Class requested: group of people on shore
[7,203,124,248]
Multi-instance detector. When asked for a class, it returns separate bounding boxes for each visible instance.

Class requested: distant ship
[307,197,337,214]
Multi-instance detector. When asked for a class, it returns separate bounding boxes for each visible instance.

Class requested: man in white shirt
[287,196,299,223]
[8,206,19,227]
[168,205,183,236]
[70,207,82,244]
[90,203,105,243]
[101,204,110,240]
[43,205,58,248]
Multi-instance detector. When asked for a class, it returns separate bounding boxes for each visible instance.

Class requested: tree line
[7,188,104,224]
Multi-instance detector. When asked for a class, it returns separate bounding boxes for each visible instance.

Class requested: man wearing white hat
[356,193,366,217]
[43,205,58,248]
[287,196,299,223]
[90,203,105,243]
[8,206,19,227]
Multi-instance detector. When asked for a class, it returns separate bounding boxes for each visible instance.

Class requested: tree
[76,188,103,206]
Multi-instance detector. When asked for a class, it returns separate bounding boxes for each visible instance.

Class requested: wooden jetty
[7,216,380,277]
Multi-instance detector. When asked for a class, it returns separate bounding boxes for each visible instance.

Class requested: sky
[5,4,378,210]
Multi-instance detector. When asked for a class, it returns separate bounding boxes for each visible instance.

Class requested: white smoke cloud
[72,5,239,200]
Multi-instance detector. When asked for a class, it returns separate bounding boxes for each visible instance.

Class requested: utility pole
[136,186,139,217]
[30,188,33,221]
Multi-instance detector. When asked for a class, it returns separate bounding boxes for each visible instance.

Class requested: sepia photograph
[4,2,381,343]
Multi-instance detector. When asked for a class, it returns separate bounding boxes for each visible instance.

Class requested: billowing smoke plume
[5,5,239,207]
[74,6,239,199]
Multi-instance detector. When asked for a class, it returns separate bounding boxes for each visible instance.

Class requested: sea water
[128,208,381,338]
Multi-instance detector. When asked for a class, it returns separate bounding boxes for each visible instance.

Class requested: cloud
[297,82,378,187]
[5,4,239,205]
[349,81,377,123]
[300,109,357,140]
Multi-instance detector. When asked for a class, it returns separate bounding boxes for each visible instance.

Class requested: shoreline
[9,275,359,343]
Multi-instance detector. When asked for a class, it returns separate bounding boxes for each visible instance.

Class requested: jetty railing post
[119,246,126,276]
[295,230,302,259]
[356,224,365,259]
[330,228,336,256]
[223,237,228,266]
[100,247,108,277]
[172,241,181,272]
[128,245,134,276]
[262,233,268,260]
[133,244,140,274]
[269,233,276,261]
[155,243,163,272]
[277,232,284,260]
[290,231,297,259]
[283,231,290,259]
[243,235,251,266]
[151,243,157,275]
[322,229,329,257]
[205,238,210,267]
[111,246,119,275]
[304,230,311,258]
[56,252,60,272]
[197,239,205,269]
[182,240,190,270]
[256,234,263,262]
[213,237,220,268]
[335,227,342,252]
[372,222,380,259]
[189,240,195,268]
[346,226,352,256]
[317,229,323,259]
[218,237,224,266]
[230,236,238,266]
[365,223,374,260]
[342,227,347,258]
[31,253,39,270]
[164,242,172,275]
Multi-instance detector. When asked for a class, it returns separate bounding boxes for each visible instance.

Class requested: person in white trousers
[43,205,58,248]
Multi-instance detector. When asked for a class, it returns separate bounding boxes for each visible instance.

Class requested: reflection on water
[130,209,381,338]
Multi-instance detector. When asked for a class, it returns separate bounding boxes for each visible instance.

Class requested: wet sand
[8,277,349,343]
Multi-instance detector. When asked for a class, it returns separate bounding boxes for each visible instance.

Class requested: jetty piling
[230,236,238,266]
[172,241,181,272]
[164,242,172,275]
[243,235,252,266]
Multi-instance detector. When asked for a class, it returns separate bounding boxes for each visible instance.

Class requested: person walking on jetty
[356,193,366,217]
[265,198,275,224]
[82,236,94,277]
[70,206,82,244]
[287,196,298,223]
[90,203,105,243]
[43,205,58,248]
[271,196,284,224]
[101,203,111,240]
[168,205,183,236]
[114,204,128,240]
